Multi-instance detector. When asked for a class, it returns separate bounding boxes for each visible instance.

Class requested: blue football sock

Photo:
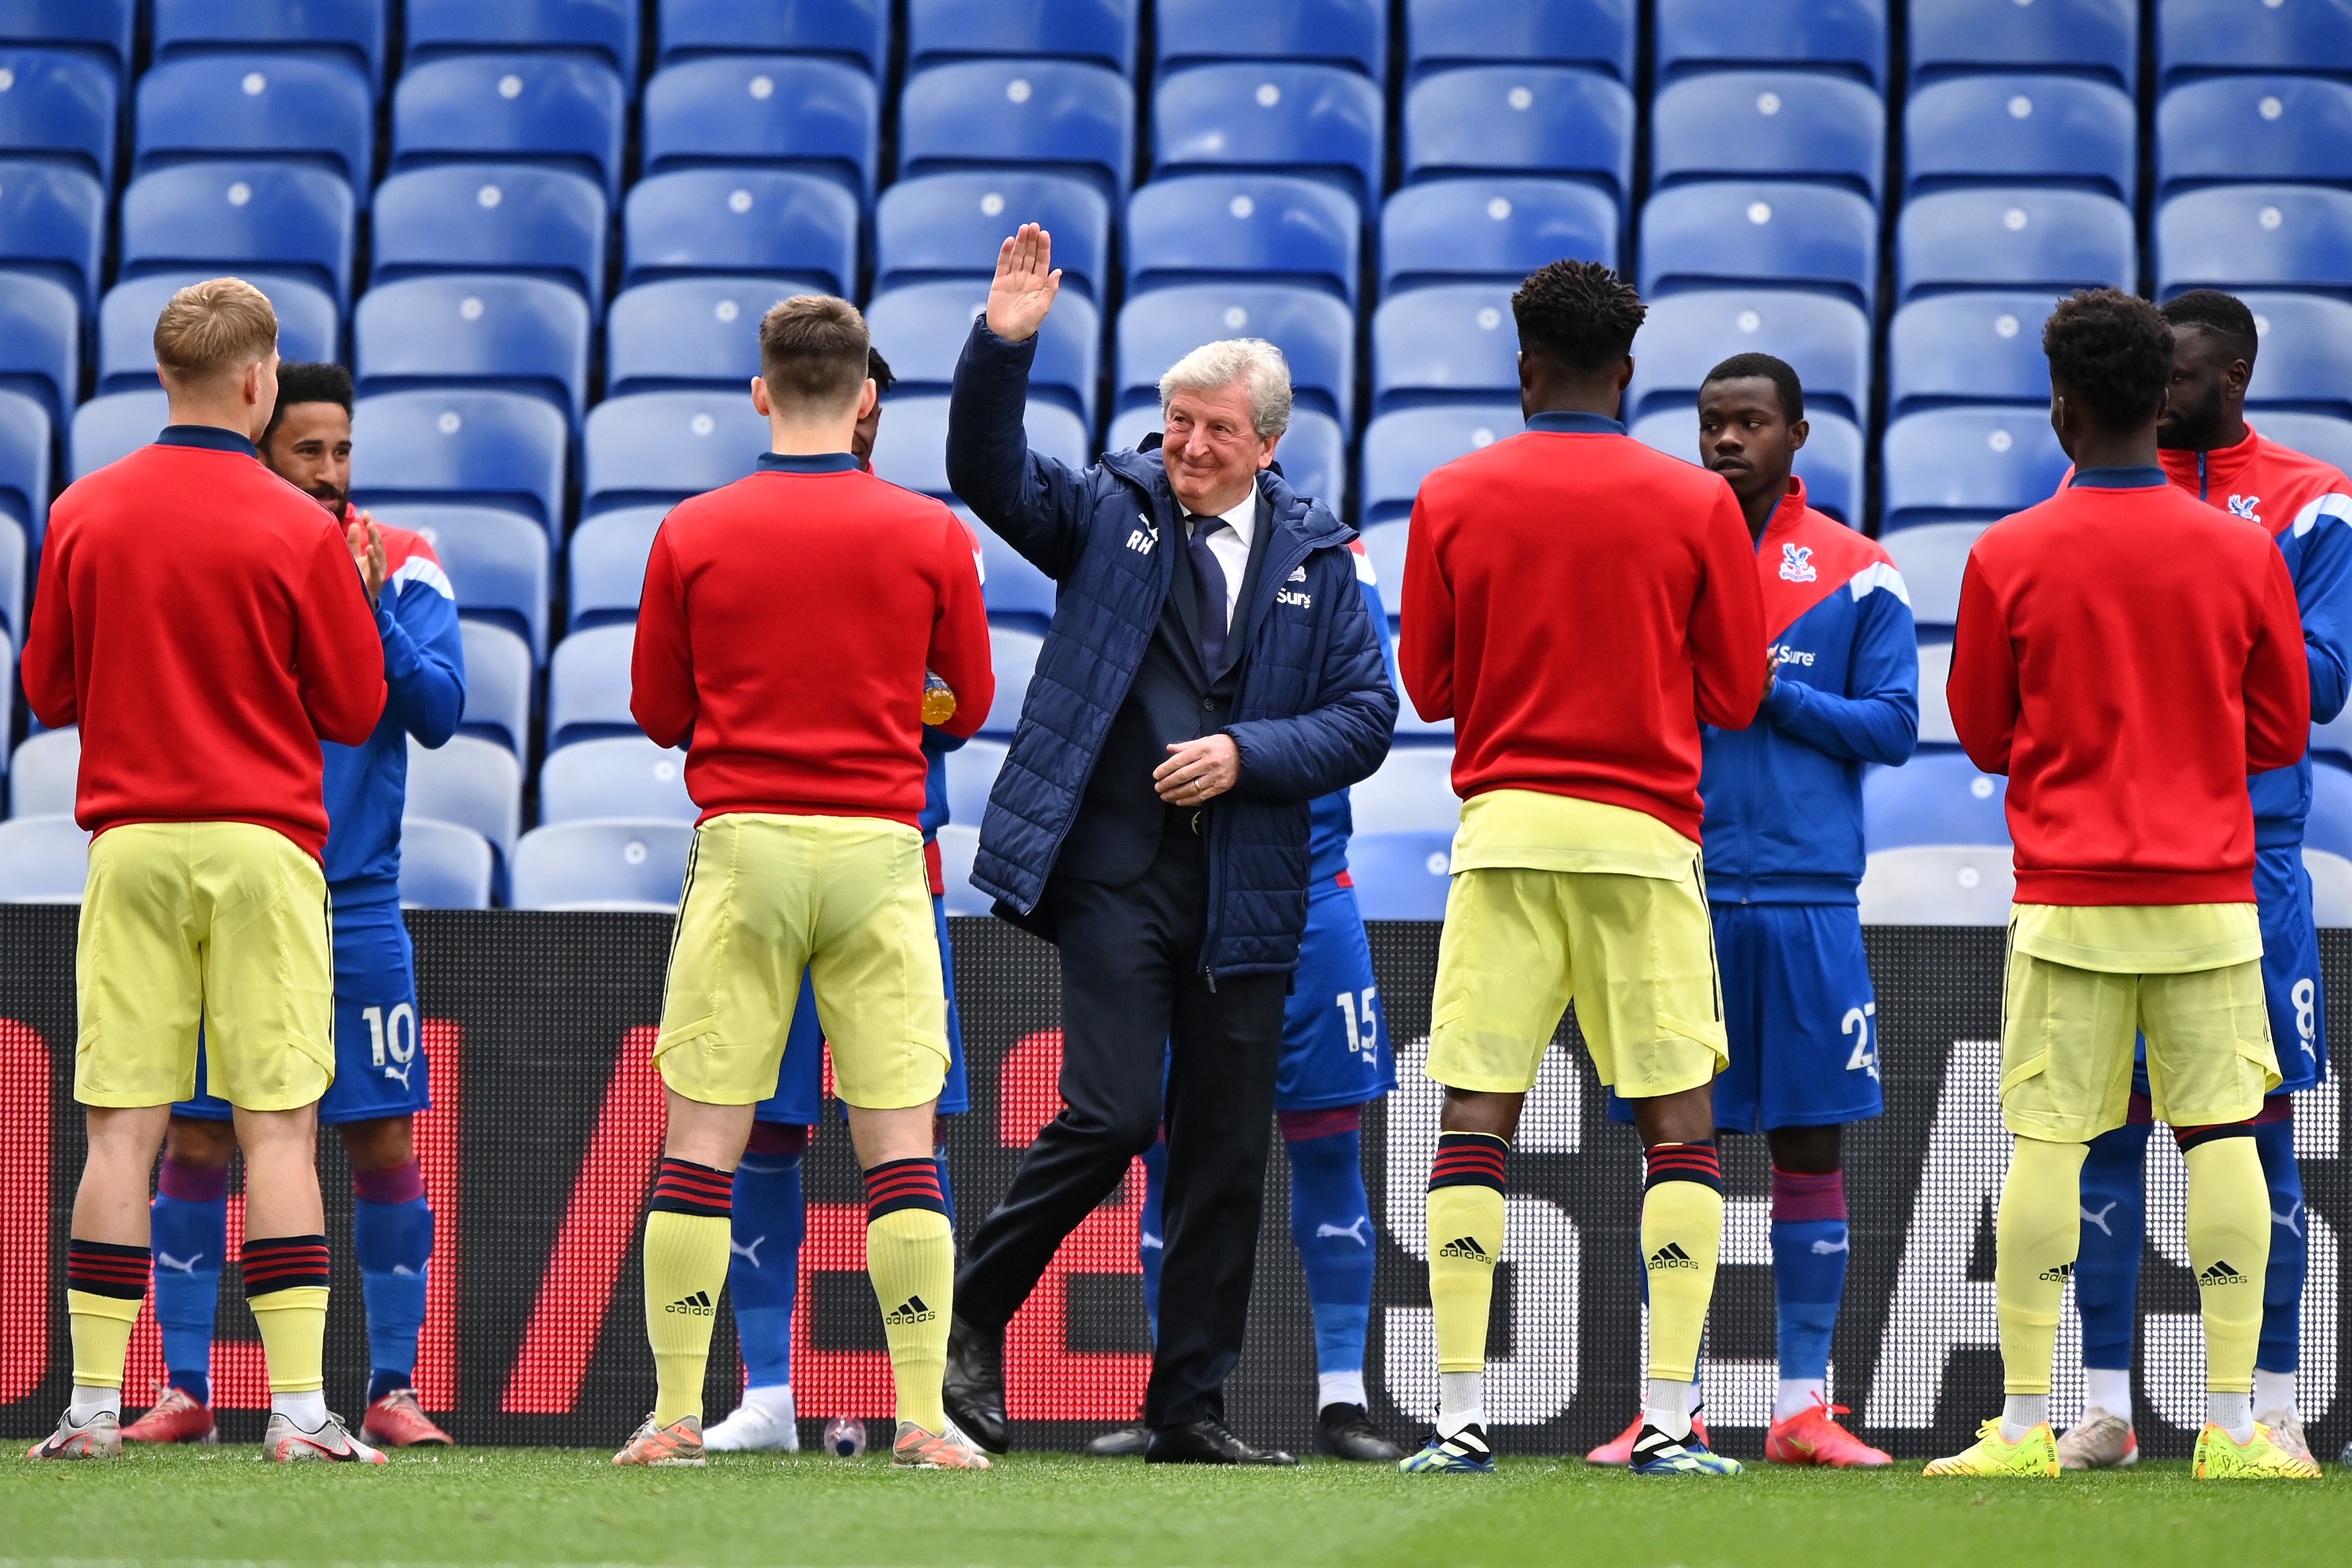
[729,1134,808,1390]
[933,1145,956,1228]
[151,1160,227,1407]
[352,1163,432,1405]
[1137,1139,1167,1344]
[1769,1168,1849,1387]
[2074,1117,2152,1377]
[1283,1115,1375,1400]
[2253,1105,2304,1375]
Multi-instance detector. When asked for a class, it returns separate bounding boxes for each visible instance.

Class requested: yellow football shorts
[75,821,335,1111]
[1427,864,1729,1098]
[2000,948,2280,1140]
[655,812,949,1112]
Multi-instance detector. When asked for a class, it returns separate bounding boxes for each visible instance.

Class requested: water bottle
[922,671,957,726]
[822,1416,867,1458]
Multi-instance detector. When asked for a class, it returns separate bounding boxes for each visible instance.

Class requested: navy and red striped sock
[240,1234,331,1297]
[1645,1140,1724,1194]
[1429,1131,1509,1193]
[67,1238,151,1300]
[865,1157,950,1221]
[649,1156,733,1218]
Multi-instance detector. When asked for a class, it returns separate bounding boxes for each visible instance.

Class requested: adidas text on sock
[1996,1138,2086,1397]
[864,1163,954,1435]
[2181,1128,2268,1398]
[1427,1133,1507,1379]
[643,1178,732,1428]
[1640,1142,1723,1384]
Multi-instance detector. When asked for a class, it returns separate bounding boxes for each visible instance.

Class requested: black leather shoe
[1144,1418,1297,1465]
[1315,1402,1405,1461]
[942,1315,1010,1454]
[1081,1422,1150,1457]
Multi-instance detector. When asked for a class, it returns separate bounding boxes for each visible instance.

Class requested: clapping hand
[347,511,387,606]
[986,223,1062,344]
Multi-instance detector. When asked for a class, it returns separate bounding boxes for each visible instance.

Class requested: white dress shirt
[1184,488,1257,633]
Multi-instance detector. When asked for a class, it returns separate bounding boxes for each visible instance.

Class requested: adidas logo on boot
[664,1291,715,1316]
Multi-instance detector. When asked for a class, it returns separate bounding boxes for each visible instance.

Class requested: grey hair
[1157,337,1293,439]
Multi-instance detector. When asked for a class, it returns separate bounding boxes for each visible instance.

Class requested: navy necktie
[1187,515,1231,671]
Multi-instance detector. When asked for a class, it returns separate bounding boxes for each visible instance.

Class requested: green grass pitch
[3,1448,2345,1568]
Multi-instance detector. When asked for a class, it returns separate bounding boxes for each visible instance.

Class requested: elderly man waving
[941,225,1396,1464]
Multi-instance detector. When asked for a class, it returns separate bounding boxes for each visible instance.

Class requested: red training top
[1948,470,2309,905]
[631,453,994,827]
[1398,411,1768,840]
[20,427,389,860]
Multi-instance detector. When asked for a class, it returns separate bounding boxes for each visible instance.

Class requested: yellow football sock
[2184,1133,2269,1396]
[643,1209,730,1426]
[1640,1146,1724,1384]
[868,1207,954,1433]
[1427,1132,1509,1375]
[67,1290,140,1390]
[248,1287,330,1393]
[1996,1135,2088,1396]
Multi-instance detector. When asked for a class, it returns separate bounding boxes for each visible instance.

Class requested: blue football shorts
[756,891,969,1124]
[2131,843,2324,1102]
[177,900,427,1125]
[1609,901,1883,1133]
[1275,876,1396,1112]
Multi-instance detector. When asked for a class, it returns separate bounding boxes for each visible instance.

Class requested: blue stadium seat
[643,57,877,199]
[1909,0,2137,92]
[1887,293,2057,417]
[350,390,569,534]
[1656,0,1887,89]
[540,737,695,824]
[1903,76,2135,203]
[511,822,694,911]
[1127,175,1361,305]
[1387,634,1449,737]
[944,738,1007,827]
[982,627,1044,735]
[1405,0,1634,84]
[1881,522,1984,630]
[657,0,889,77]
[1115,285,1354,429]
[153,0,389,94]
[0,513,18,644]
[934,825,989,914]
[2158,78,2352,200]
[1351,746,1459,834]
[868,282,1100,425]
[405,0,640,92]
[2157,187,2352,303]
[0,0,131,83]
[372,164,607,314]
[0,47,116,183]
[567,506,664,629]
[582,390,768,517]
[899,60,1136,202]
[0,815,86,902]
[398,819,494,910]
[875,172,1112,302]
[2306,764,2352,864]
[1379,178,1617,294]
[1153,64,1384,208]
[2157,0,2352,90]
[1157,0,1384,77]
[0,272,74,421]
[1651,72,1884,203]
[1402,65,1635,205]
[1639,183,1878,315]
[69,389,166,486]
[9,726,76,817]
[1863,752,2011,850]
[605,278,791,397]
[98,273,336,394]
[2244,293,2352,420]
[1107,405,1348,505]
[1626,290,1872,422]
[1631,407,1866,526]
[119,162,356,309]
[546,624,637,750]
[1371,285,1518,414]
[909,0,1138,76]
[966,514,1057,628]
[1348,831,1454,919]
[1360,407,1520,527]
[392,55,625,203]
[622,170,859,297]
[454,622,533,755]
[1914,640,1958,747]
[1896,189,2135,304]
[135,55,371,196]
[0,159,105,308]
[355,276,590,422]
[1882,407,2068,533]
[0,388,49,543]
[1358,521,1409,610]
[367,503,551,665]
[406,733,523,870]
[2260,413,2352,479]
[871,395,1090,499]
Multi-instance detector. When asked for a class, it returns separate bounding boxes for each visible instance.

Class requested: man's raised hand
[985,223,1062,344]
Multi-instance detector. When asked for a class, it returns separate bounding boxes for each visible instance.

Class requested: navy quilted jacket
[946,318,1397,977]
